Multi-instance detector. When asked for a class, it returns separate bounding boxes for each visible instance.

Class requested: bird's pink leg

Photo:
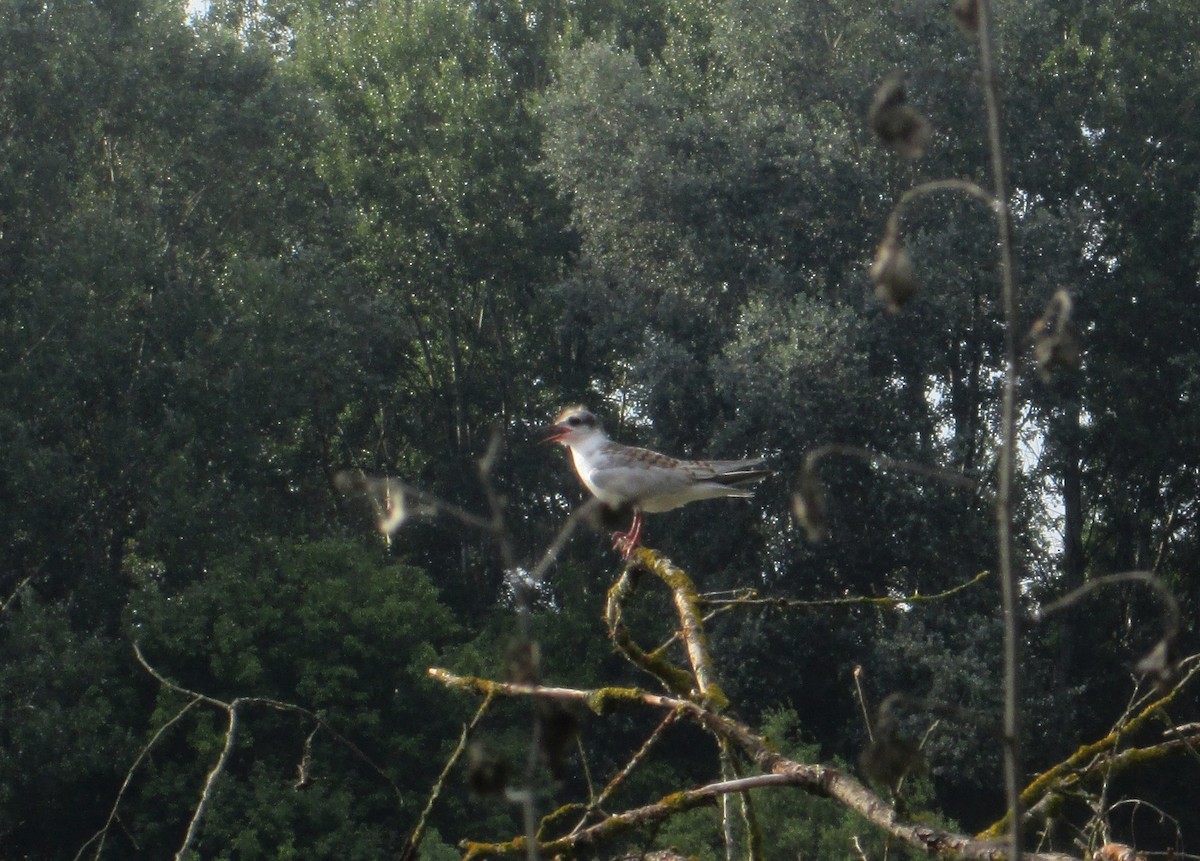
[612,509,644,558]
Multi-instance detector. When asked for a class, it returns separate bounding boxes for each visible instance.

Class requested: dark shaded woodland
[1,0,1198,857]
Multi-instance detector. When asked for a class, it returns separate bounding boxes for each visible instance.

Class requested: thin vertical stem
[976,1,1024,859]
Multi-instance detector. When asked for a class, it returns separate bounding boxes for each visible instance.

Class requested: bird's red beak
[541,423,569,444]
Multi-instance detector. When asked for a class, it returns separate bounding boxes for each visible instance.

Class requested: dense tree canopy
[1,0,1197,857]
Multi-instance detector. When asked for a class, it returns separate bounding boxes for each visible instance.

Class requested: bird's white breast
[568,437,629,507]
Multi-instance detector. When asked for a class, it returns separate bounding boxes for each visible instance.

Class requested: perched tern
[544,406,770,557]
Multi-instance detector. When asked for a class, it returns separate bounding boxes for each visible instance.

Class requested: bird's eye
[567,416,581,426]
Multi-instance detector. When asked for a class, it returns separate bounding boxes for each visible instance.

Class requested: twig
[478,428,517,578]
[854,665,875,743]
[720,743,735,861]
[700,570,990,610]
[568,710,681,835]
[526,498,603,585]
[1,576,32,614]
[400,693,495,861]
[650,602,743,666]
[725,744,763,861]
[604,567,696,696]
[476,429,542,861]
[1033,570,1181,642]
[1091,682,1145,852]
[980,660,1200,839]
[128,641,407,858]
[74,697,203,861]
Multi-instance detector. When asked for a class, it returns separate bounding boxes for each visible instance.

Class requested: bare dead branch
[1,576,32,614]
[974,2,1025,858]
[700,570,990,611]
[464,774,800,860]
[604,568,696,697]
[526,498,604,585]
[175,701,239,861]
[980,659,1200,840]
[400,693,495,861]
[74,697,203,861]
[1033,571,1182,673]
[430,667,1086,861]
[569,710,680,836]
[125,640,407,861]
[723,742,763,861]
[478,427,517,577]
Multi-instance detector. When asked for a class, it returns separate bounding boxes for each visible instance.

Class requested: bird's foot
[612,531,640,559]
[611,510,644,559]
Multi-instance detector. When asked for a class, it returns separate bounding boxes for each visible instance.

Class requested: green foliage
[0,590,144,858]
[750,709,947,861]
[417,827,464,861]
[2,0,1200,855]
[116,537,464,859]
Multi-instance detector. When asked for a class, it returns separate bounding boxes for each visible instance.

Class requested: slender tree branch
[980,660,1200,839]
[400,693,495,861]
[126,640,407,861]
[700,570,990,611]
[568,710,681,836]
[604,567,696,697]
[1,576,32,614]
[526,499,603,586]
[74,697,203,861]
[885,179,997,239]
[1033,570,1181,643]
[175,702,239,861]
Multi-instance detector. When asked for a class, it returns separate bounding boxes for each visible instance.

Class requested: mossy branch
[627,547,729,710]
[604,563,704,698]
[701,570,990,611]
[979,662,1200,840]
[430,668,1087,861]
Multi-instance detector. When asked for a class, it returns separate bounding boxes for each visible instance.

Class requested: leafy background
[1,0,1198,856]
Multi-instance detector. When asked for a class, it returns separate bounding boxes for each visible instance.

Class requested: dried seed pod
[1134,636,1180,693]
[467,742,510,796]
[793,460,829,544]
[952,0,979,35]
[869,74,932,159]
[537,700,582,780]
[1032,327,1080,380]
[1028,290,1081,381]
[859,697,926,791]
[859,731,924,792]
[870,234,919,312]
[334,471,408,539]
